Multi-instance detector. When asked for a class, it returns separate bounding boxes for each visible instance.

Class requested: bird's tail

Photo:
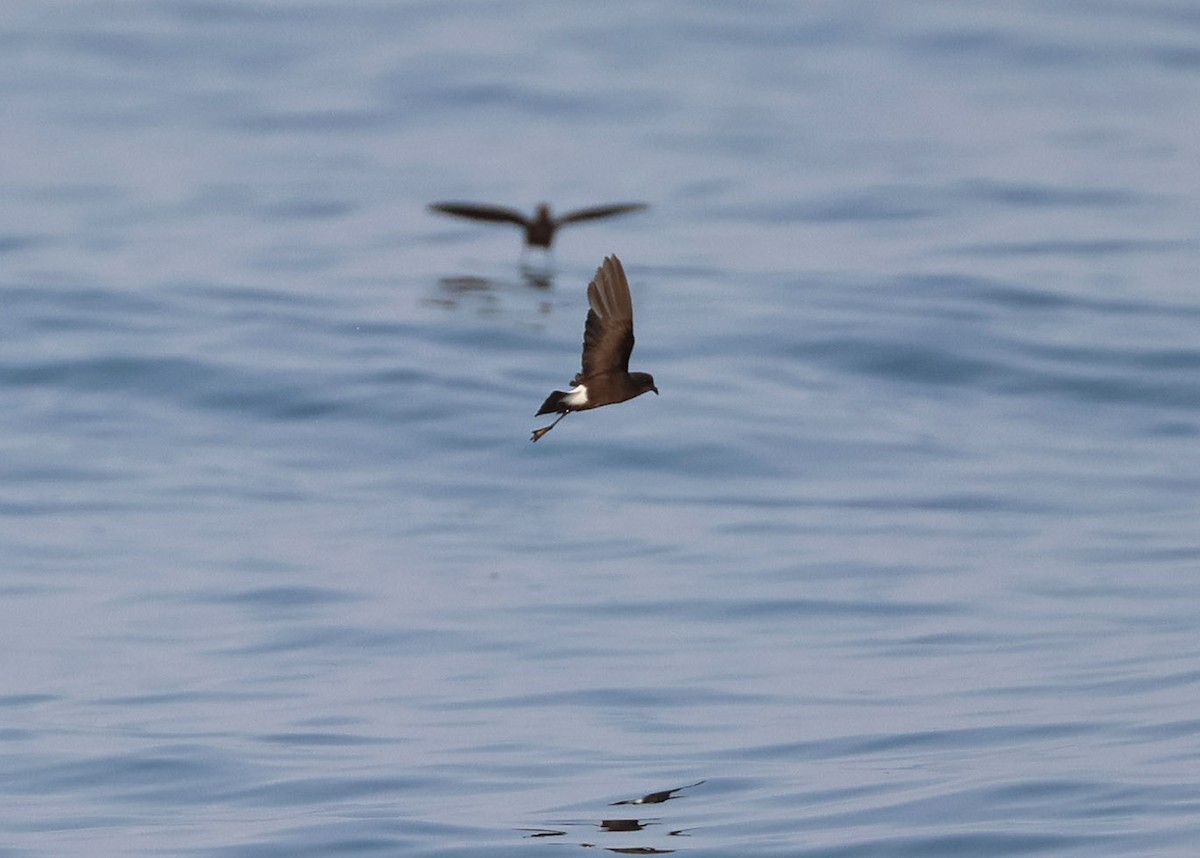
[536,390,569,416]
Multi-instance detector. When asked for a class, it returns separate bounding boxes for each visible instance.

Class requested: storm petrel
[610,780,707,806]
[427,201,647,249]
[531,255,657,442]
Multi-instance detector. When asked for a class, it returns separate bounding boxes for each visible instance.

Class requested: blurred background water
[3,1,1200,855]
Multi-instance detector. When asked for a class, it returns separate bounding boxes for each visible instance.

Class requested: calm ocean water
[3,1,1199,855]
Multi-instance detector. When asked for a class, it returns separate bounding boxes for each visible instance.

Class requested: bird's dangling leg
[531,412,568,442]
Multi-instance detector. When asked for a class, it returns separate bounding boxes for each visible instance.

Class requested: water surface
[3,1,1199,855]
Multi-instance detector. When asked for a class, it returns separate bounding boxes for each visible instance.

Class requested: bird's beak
[652,386,659,395]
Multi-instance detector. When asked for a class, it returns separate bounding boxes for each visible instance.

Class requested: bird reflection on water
[422,267,556,313]
[518,780,704,853]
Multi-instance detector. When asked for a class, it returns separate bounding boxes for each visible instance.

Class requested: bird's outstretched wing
[557,203,648,225]
[427,202,530,227]
[609,780,707,806]
[573,255,635,384]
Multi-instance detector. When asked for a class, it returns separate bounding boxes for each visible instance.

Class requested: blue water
[3,1,1199,855]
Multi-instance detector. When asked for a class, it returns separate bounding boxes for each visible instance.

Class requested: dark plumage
[427,201,647,248]
[531,255,657,442]
[609,780,706,806]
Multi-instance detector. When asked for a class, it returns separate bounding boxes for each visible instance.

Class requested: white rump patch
[563,384,589,407]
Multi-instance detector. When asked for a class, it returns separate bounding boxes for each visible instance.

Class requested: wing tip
[597,253,626,288]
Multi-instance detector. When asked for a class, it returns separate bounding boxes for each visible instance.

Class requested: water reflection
[421,275,498,313]
[422,267,557,313]
[519,261,554,290]
[520,781,703,853]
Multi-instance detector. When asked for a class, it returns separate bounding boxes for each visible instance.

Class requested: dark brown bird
[531,255,657,442]
[427,201,647,249]
[609,780,706,806]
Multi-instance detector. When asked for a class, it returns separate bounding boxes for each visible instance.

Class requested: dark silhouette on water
[517,779,703,851]
[428,201,647,248]
[532,255,657,442]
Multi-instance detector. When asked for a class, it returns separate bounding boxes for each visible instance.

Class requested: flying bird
[531,255,657,442]
[427,201,647,249]
[609,780,707,806]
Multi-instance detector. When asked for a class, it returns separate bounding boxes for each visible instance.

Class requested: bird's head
[631,372,658,397]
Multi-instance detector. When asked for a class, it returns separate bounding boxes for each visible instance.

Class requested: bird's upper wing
[574,255,635,383]
[427,202,530,226]
[556,203,648,226]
